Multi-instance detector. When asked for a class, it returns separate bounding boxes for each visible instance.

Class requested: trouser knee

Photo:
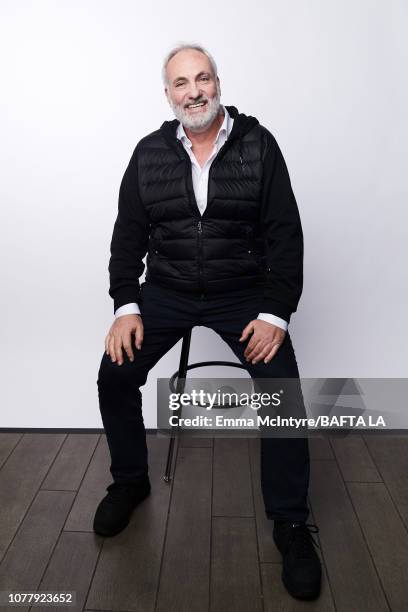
[97,351,147,395]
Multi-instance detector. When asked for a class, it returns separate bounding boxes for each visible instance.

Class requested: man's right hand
[105,314,144,366]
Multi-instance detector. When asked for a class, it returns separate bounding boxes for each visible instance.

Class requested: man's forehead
[167,51,213,80]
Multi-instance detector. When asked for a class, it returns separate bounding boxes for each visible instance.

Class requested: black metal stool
[163,328,248,482]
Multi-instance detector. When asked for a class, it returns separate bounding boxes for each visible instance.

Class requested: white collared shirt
[176,104,232,216]
[115,104,288,331]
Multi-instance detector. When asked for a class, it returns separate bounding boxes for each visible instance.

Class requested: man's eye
[201,76,209,81]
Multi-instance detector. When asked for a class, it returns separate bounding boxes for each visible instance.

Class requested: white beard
[168,85,222,132]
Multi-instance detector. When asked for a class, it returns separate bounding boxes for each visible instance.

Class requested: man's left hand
[239,319,286,364]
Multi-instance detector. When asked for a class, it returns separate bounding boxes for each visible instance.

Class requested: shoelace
[284,522,320,558]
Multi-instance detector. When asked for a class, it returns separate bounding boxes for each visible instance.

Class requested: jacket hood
[159,105,259,164]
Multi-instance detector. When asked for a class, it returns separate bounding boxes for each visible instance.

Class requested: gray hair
[162,42,218,87]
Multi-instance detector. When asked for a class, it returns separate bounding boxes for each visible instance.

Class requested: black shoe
[93,476,151,537]
[273,520,322,600]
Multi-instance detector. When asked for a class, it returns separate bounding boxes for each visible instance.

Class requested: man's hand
[239,319,286,364]
[105,314,144,366]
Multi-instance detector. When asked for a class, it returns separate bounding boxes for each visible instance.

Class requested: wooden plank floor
[0,431,407,611]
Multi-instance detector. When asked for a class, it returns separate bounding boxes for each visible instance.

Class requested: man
[96,43,321,600]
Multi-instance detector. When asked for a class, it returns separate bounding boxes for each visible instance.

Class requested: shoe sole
[282,567,321,600]
[93,488,151,537]
[93,517,131,537]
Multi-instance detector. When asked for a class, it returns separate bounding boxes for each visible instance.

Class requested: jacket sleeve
[108,145,150,313]
[259,131,304,323]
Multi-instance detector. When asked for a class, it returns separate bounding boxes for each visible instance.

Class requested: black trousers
[97,281,310,522]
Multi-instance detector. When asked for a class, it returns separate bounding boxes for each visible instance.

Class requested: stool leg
[163,329,192,482]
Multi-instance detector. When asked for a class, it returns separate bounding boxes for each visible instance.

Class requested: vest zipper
[202,136,243,219]
[197,220,204,296]
[174,135,243,295]
[176,140,202,218]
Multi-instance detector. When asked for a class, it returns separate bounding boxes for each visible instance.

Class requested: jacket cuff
[259,298,293,323]
[112,285,141,313]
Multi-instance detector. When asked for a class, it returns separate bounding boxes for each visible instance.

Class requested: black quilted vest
[137,105,269,296]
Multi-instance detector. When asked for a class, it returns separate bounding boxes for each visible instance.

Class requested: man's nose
[187,85,203,100]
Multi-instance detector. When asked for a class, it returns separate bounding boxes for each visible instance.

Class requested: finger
[245,338,263,361]
[264,343,281,364]
[251,343,273,364]
[134,320,144,350]
[108,334,116,362]
[123,333,134,362]
[116,337,124,365]
[244,338,262,359]
[105,333,110,355]
[114,335,124,365]
[240,321,255,342]
[248,342,268,363]
[244,337,258,358]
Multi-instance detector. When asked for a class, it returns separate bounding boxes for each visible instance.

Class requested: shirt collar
[176,104,232,147]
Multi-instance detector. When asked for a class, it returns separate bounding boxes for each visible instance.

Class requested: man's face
[165,49,221,131]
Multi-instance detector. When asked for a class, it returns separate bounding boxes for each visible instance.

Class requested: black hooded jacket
[108,105,303,323]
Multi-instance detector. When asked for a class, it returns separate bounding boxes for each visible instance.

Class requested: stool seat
[163,328,248,482]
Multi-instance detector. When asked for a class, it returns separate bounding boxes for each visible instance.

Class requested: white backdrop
[0,0,407,427]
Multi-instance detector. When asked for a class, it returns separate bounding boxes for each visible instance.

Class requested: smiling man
[95,43,321,600]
